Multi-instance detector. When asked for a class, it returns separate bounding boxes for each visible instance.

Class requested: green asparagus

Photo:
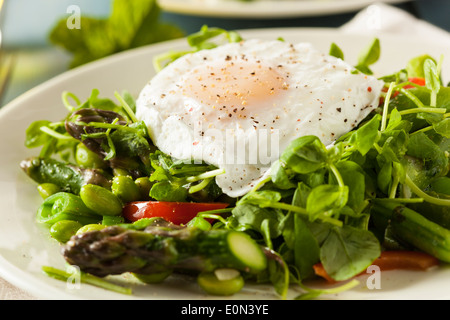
[20,156,112,195]
[62,218,267,278]
[371,199,450,263]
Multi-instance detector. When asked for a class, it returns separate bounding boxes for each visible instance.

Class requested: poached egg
[136,38,383,197]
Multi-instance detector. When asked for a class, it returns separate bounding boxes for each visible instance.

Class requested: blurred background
[0,0,449,106]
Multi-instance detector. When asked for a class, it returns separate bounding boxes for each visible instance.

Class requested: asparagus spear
[65,108,153,178]
[62,218,267,278]
[371,199,450,263]
[20,156,112,194]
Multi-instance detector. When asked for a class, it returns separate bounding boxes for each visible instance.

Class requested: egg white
[136,38,383,197]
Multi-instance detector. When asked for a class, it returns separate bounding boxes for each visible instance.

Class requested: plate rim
[157,0,412,19]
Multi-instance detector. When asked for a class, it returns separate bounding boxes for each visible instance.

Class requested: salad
[21,27,449,300]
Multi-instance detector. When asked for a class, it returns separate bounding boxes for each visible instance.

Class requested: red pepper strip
[122,201,229,225]
[313,250,440,283]
[404,77,426,88]
[380,77,426,104]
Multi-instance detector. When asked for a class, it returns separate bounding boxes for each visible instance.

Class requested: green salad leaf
[49,0,184,68]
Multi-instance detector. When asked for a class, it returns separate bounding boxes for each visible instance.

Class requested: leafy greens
[24,27,450,300]
[49,0,184,68]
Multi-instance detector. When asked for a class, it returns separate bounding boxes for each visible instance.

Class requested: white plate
[1,28,449,300]
[157,0,411,19]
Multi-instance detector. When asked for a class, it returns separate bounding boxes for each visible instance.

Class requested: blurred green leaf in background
[49,0,185,69]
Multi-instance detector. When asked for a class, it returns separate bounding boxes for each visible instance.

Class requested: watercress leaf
[239,190,282,208]
[406,54,437,79]
[149,166,170,182]
[270,160,296,190]
[149,181,187,202]
[320,225,381,281]
[187,25,242,51]
[418,112,444,124]
[88,89,120,112]
[293,182,311,208]
[280,135,328,174]
[267,251,290,299]
[231,203,283,237]
[329,42,344,60]
[306,184,348,220]
[354,64,373,75]
[407,132,444,161]
[326,142,344,164]
[393,160,406,185]
[430,176,450,195]
[297,168,327,188]
[378,69,408,83]
[280,182,311,247]
[377,161,392,195]
[389,87,450,131]
[25,120,52,148]
[407,132,448,179]
[129,121,151,139]
[355,38,380,75]
[150,150,174,171]
[424,58,441,93]
[332,161,366,212]
[121,90,137,113]
[386,108,402,131]
[110,128,152,158]
[379,129,409,162]
[433,118,450,138]
[347,114,381,156]
[293,214,320,280]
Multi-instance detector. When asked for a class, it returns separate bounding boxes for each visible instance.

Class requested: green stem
[188,177,212,194]
[249,176,272,193]
[411,125,434,136]
[296,279,360,300]
[152,50,193,73]
[389,174,400,199]
[328,163,345,188]
[74,121,137,133]
[185,168,225,183]
[398,107,446,116]
[196,212,231,226]
[380,197,424,203]
[411,113,449,136]
[62,91,81,112]
[405,175,450,206]
[394,81,428,91]
[170,166,212,175]
[42,266,132,295]
[115,91,138,123]
[399,88,426,109]
[40,126,77,142]
[381,82,396,132]
[373,142,382,154]
[269,202,343,227]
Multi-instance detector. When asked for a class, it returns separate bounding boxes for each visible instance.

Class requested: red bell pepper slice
[122,201,229,225]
